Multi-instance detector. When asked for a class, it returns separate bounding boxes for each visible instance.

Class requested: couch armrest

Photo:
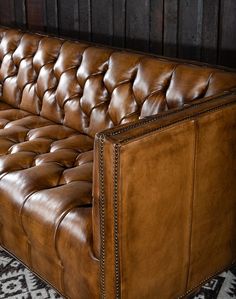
[92,91,236,299]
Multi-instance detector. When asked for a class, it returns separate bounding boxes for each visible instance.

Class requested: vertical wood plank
[58,0,79,37]
[201,0,220,64]
[178,0,203,60]
[91,0,113,45]
[126,0,150,51]
[26,0,46,31]
[149,0,164,55]
[79,0,92,41]
[218,0,236,67]
[0,0,235,68]
[0,0,15,26]
[163,0,178,57]
[14,0,26,28]
[46,0,58,34]
[113,0,126,47]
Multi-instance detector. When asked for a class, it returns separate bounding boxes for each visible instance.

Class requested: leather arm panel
[92,91,236,298]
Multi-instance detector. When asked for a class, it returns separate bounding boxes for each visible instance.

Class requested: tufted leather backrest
[0,28,236,137]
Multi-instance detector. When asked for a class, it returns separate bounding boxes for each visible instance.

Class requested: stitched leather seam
[185,120,199,291]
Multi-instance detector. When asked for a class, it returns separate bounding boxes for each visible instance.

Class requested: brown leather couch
[0,27,236,299]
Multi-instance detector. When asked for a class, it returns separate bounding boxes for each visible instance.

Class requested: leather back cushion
[0,28,236,137]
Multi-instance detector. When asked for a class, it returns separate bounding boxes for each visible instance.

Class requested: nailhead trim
[98,135,106,299]
[98,97,236,299]
[113,144,120,299]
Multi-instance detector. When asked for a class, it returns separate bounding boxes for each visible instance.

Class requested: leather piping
[185,120,199,291]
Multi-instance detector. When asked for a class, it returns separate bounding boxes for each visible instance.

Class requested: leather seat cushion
[0,101,99,297]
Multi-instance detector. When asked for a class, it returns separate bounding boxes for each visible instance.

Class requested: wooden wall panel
[14,0,26,28]
[26,0,45,31]
[126,0,150,51]
[58,0,79,37]
[79,0,91,41]
[149,0,164,55]
[45,0,58,34]
[178,0,203,60]
[201,0,220,64]
[219,0,236,67]
[0,0,235,68]
[163,0,178,57]
[113,0,126,47]
[0,0,15,27]
[91,0,113,44]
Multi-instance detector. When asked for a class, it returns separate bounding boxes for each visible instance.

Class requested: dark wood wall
[0,0,236,68]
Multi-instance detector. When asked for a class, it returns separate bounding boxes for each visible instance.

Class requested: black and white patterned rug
[1,246,236,298]
[0,247,63,299]
[188,268,236,299]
